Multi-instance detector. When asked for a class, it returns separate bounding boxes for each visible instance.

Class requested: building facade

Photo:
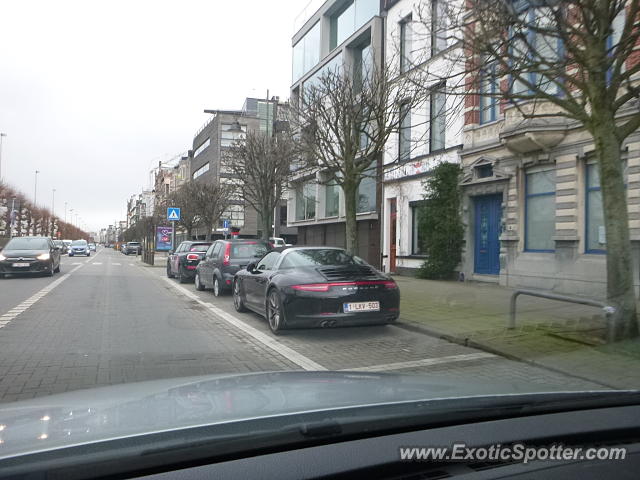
[380,0,464,275]
[287,0,383,267]
[190,101,266,239]
[460,10,640,297]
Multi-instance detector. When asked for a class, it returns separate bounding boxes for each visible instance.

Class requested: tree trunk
[343,181,359,256]
[593,122,639,341]
[260,209,272,242]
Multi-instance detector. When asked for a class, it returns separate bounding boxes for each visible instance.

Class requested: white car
[269,237,291,248]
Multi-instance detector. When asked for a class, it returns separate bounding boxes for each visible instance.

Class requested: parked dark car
[122,241,141,255]
[53,239,67,254]
[232,247,399,334]
[0,236,62,277]
[69,239,90,257]
[166,241,212,283]
[195,239,270,296]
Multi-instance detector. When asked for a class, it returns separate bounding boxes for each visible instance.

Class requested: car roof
[219,239,268,244]
[272,246,345,254]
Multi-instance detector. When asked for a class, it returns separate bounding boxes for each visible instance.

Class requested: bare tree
[192,181,232,240]
[425,0,640,339]
[223,129,296,241]
[291,57,431,256]
[168,182,202,239]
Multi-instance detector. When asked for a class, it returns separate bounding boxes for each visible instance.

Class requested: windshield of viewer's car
[5,238,49,250]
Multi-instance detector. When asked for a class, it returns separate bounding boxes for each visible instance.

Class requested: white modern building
[381,0,464,275]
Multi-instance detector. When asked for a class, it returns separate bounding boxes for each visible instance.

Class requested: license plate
[343,301,380,313]
[12,263,29,267]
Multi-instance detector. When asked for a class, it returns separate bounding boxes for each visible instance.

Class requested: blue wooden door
[474,194,502,275]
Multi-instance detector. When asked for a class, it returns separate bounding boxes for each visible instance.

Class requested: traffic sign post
[167,208,181,251]
[222,219,229,240]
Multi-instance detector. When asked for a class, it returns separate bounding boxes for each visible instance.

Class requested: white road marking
[92,262,103,265]
[112,263,121,266]
[160,276,327,371]
[72,262,81,265]
[342,353,496,372]
[0,263,85,328]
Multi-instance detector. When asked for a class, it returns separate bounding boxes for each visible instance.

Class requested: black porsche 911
[232,247,399,334]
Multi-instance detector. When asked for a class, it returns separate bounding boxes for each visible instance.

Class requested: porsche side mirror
[247,262,256,273]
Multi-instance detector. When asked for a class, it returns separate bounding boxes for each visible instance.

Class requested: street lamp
[64,202,68,223]
[34,170,40,205]
[0,133,6,183]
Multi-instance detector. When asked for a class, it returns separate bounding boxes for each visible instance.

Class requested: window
[330,0,378,50]
[479,61,498,124]
[353,38,373,93]
[192,162,210,179]
[303,53,343,103]
[292,21,321,83]
[221,123,247,147]
[325,181,340,217]
[475,164,494,179]
[193,138,210,157]
[257,252,281,271]
[399,14,412,73]
[525,169,556,251]
[509,5,561,96]
[411,202,426,255]
[399,102,411,161]
[221,204,245,228]
[429,85,446,151]
[585,161,628,253]
[430,0,446,56]
[295,181,316,220]
[280,205,288,225]
[357,162,376,213]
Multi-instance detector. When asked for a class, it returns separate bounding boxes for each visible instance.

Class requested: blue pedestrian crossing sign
[167,207,181,221]
[222,219,230,229]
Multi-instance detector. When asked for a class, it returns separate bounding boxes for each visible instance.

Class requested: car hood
[0,371,593,459]
[71,245,87,249]
[1,249,48,258]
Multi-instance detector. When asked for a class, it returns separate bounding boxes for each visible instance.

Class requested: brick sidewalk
[394,275,640,389]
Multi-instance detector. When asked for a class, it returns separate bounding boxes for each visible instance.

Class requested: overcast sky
[0,0,309,232]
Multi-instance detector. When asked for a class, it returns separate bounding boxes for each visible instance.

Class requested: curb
[393,319,617,389]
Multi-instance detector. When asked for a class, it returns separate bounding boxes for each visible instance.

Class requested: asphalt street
[0,247,601,402]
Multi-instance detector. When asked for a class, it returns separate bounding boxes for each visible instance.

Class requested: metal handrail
[508,289,615,329]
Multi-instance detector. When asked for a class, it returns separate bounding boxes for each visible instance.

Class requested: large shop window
[325,181,340,217]
[296,181,316,221]
[525,169,556,252]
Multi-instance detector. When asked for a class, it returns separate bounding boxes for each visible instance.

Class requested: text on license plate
[343,301,380,313]
[12,263,29,267]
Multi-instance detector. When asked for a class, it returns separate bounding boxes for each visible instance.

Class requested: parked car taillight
[186,253,200,261]
[223,243,231,266]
